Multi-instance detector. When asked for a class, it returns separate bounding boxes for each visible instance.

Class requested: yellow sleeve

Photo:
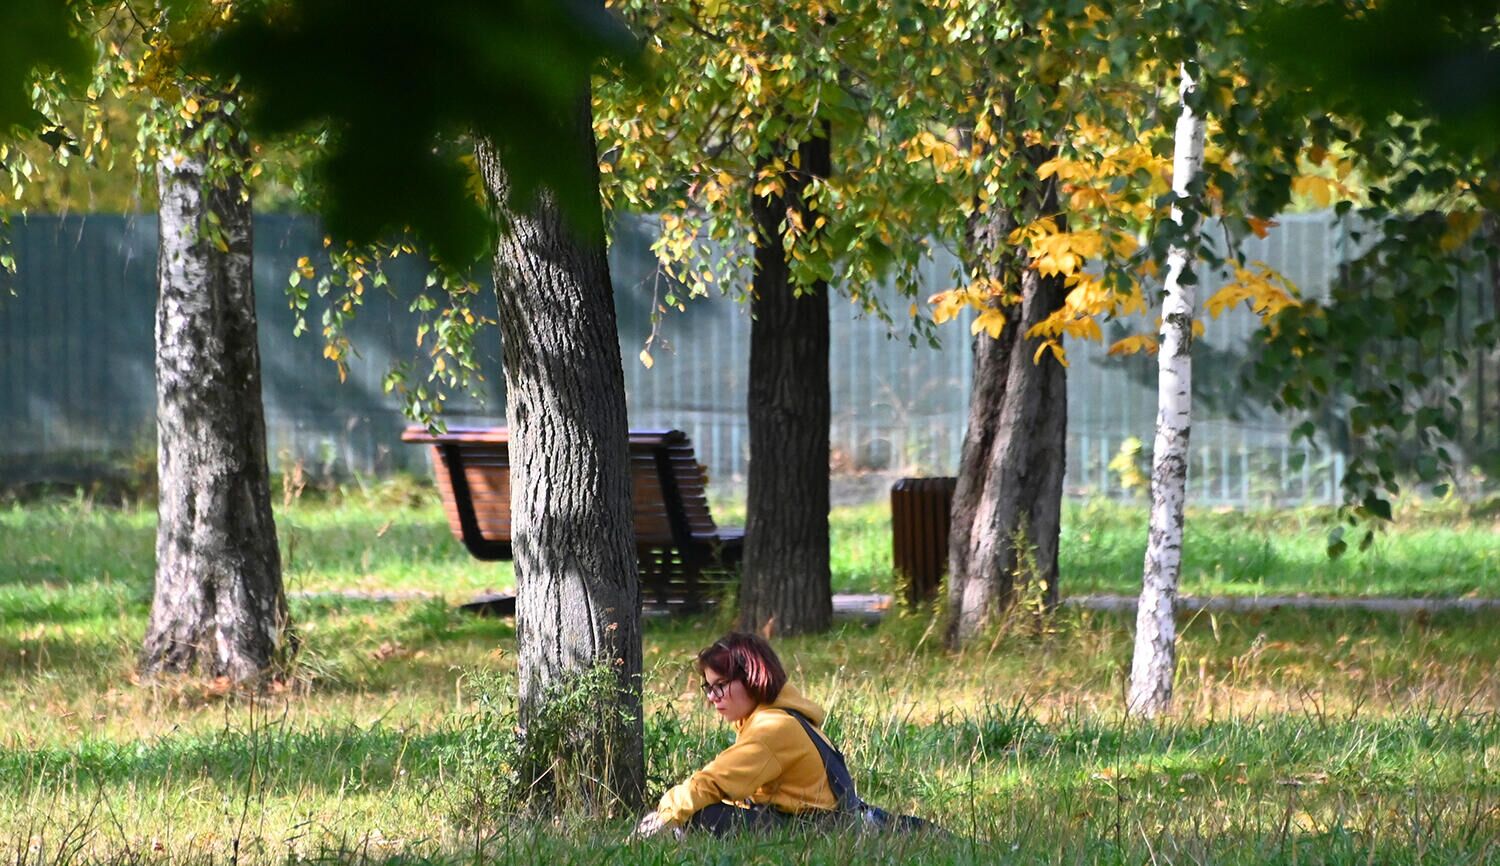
[655,738,784,826]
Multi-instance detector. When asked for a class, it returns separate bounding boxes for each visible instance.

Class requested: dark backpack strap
[780,708,862,813]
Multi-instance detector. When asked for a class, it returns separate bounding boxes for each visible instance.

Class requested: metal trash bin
[890,477,957,605]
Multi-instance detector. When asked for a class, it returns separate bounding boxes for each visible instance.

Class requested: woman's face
[702,666,758,723]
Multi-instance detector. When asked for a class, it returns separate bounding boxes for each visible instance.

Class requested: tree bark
[739,133,833,637]
[1128,60,1207,719]
[142,110,289,683]
[474,89,644,812]
[945,164,1068,648]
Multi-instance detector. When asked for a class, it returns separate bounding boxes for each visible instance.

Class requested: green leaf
[0,0,91,131]
[1361,494,1393,523]
[1326,527,1347,560]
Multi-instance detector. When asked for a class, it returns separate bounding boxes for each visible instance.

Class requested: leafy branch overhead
[1237,0,1500,515]
[197,0,639,265]
[0,0,91,132]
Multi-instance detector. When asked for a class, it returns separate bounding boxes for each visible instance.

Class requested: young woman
[633,632,839,837]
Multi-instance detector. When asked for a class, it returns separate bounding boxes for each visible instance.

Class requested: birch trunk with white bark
[142,113,289,683]
[1127,61,1207,718]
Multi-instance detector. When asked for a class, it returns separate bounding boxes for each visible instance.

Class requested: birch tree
[144,88,288,681]
[8,2,295,682]
[1127,58,1206,718]
[930,2,1300,653]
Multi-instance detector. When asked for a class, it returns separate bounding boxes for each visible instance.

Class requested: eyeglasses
[701,678,734,701]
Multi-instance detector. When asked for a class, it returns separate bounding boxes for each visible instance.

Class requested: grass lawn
[1,488,1497,864]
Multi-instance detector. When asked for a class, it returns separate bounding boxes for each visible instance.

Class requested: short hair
[696,632,787,705]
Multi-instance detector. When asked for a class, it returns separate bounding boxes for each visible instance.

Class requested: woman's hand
[632,811,669,839]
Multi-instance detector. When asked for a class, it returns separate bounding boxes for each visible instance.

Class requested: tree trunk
[945,166,1068,648]
[739,133,833,636]
[1128,60,1207,719]
[474,89,644,813]
[142,110,288,683]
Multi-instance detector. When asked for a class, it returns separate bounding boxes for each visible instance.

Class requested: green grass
[1060,499,1500,598]
[0,490,1497,864]
[6,489,1496,602]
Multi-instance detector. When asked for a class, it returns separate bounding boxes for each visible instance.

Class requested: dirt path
[1063,594,1500,614]
[289,590,1500,619]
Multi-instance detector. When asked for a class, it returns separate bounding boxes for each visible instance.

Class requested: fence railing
[1,212,1492,504]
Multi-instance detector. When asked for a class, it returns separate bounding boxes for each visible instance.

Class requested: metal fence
[1,212,1493,504]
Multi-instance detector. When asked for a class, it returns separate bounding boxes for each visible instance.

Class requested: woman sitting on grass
[633,631,840,837]
[634,632,936,838]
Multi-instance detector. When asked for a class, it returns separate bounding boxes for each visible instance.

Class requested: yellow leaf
[1248,217,1278,239]
[930,291,964,325]
[639,349,654,369]
[1440,211,1483,253]
[1291,175,1334,208]
[971,307,1006,338]
[1209,264,1302,321]
[1070,317,1103,342]
[1032,339,1068,367]
[1108,334,1158,356]
[1205,284,1245,320]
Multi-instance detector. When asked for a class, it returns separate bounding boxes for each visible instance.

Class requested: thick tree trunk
[1128,61,1207,719]
[142,113,288,683]
[474,90,644,813]
[739,134,833,636]
[945,169,1068,648]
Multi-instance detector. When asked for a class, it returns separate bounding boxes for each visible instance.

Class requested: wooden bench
[400,426,742,611]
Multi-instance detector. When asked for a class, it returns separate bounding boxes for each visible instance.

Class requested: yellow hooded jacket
[655,684,838,827]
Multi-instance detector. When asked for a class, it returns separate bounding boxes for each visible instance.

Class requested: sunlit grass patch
[1,492,1497,863]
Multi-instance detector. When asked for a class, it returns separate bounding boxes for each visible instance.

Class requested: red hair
[696,632,787,704]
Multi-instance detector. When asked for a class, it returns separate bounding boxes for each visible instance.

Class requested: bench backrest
[400,426,722,558]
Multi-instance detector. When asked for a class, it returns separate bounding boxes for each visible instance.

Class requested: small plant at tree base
[1006,517,1054,640]
[445,665,637,828]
